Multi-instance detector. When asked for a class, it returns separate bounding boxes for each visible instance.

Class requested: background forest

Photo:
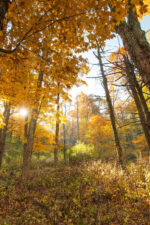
[0,0,150,224]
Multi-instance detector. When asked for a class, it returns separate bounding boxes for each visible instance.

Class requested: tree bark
[54,87,60,165]
[0,102,10,167]
[76,95,80,141]
[22,112,37,179]
[63,123,67,163]
[54,121,59,164]
[22,71,43,179]
[123,55,150,153]
[63,105,67,163]
[116,5,150,90]
[132,72,150,130]
[97,47,124,169]
[0,0,10,30]
[54,82,60,164]
[70,119,74,146]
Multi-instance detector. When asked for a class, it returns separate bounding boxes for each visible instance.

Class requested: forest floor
[0,160,149,225]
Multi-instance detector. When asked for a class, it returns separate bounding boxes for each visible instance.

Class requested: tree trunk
[97,47,124,169]
[63,123,67,163]
[63,105,67,163]
[22,71,43,179]
[22,112,37,179]
[0,102,10,168]
[0,0,10,30]
[116,5,150,90]
[54,120,59,164]
[123,55,150,153]
[54,84,60,164]
[76,95,80,141]
[70,120,74,146]
[132,72,150,130]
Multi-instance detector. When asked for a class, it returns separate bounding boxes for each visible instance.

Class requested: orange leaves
[132,134,147,151]
[109,47,128,65]
[0,114,6,129]
[0,0,149,159]
[88,114,113,145]
[66,93,114,148]
[34,124,55,153]
[1,0,148,57]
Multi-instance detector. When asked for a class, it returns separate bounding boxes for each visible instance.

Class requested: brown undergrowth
[0,160,149,225]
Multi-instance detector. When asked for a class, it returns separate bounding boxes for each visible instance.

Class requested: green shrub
[68,142,95,164]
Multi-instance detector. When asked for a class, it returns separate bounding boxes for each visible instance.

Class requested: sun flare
[19,108,28,117]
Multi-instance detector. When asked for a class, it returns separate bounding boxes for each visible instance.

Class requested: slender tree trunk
[76,95,80,141]
[70,119,74,146]
[22,71,43,179]
[63,123,67,163]
[116,4,150,90]
[0,102,10,168]
[123,55,150,153]
[0,0,10,30]
[132,72,150,130]
[54,120,59,164]
[22,112,37,178]
[54,84,60,165]
[97,47,124,169]
[63,105,67,163]
[130,124,137,150]
[23,115,28,152]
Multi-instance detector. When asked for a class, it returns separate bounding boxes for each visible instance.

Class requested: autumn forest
[0,0,150,224]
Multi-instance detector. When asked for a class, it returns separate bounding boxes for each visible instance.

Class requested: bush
[68,142,95,164]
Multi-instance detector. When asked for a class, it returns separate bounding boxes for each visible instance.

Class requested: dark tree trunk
[116,5,150,90]
[22,71,43,179]
[0,142,5,168]
[132,72,150,130]
[123,55,150,152]
[97,47,124,169]
[76,95,80,141]
[54,120,59,164]
[54,89,60,164]
[0,0,10,30]
[22,112,37,179]
[0,102,10,167]
[63,123,67,163]
[70,120,74,146]
[63,105,67,163]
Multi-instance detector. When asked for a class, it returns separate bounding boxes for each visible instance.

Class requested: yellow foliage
[88,115,113,147]
[133,134,147,151]
[0,114,5,129]
[34,125,55,153]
